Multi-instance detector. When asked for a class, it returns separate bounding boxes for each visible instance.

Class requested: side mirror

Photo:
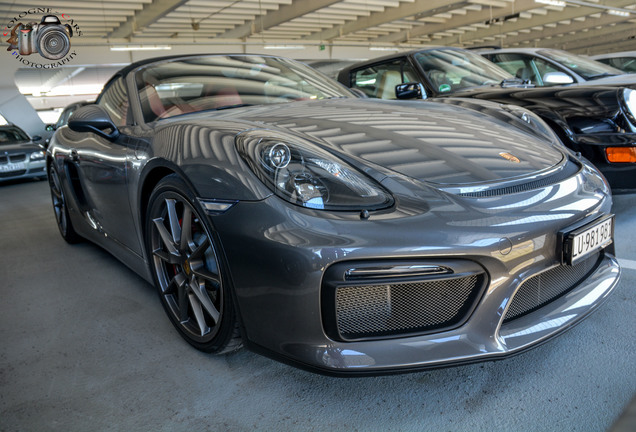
[543,72,574,85]
[32,135,42,142]
[68,105,120,141]
[395,82,427,100]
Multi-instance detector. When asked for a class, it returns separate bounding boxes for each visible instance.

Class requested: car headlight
[500,104,563,146]
[623,88,636,123]
[236,131,394,211]
[30,150,45,161]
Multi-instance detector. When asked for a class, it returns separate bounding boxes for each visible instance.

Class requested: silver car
[47,54,620,375]
[0,124,46,182]
[480,47,636,86]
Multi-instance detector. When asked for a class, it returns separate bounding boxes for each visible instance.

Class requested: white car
[479,47,636,86]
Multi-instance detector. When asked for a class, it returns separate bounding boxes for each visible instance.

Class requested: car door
[71,76,142,255]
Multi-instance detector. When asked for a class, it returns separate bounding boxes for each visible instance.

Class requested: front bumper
[0,159,46,182]
[208,166,620,375]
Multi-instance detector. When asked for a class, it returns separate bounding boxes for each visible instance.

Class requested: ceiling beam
[485,13,632,47]
[433,0,636,46]
[300,0,470,42]
[546,24,636,51]
[216,0,342,39]
[108,0,189,39]
[373,0,544,43]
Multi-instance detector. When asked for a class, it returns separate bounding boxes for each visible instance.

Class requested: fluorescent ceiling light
[608,9,630,17]
[535,0,566,6]
[263,45,305,50]
[110,45,172,51]
[369,47,400,51]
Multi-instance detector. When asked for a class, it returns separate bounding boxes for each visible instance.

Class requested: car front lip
[206,162,620,375]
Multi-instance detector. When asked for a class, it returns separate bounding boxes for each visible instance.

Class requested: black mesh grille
[0,170,26,178]
[503,252,601,322]
[457,161,580,198]
[335,275,481,339]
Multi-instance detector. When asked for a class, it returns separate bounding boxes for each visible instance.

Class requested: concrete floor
[1,178,635,432]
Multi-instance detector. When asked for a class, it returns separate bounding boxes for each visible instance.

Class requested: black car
[337,47,636,193]
[0,124,46,182]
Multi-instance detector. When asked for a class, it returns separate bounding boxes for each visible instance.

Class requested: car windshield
[136,55,354,122]
[0,126,30,145]
[414,48,513,94]
[539,49,623,80]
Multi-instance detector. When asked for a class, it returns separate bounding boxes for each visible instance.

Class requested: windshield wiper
[214,103,254,111]
[500,77,533,88]
[588,73,617,80]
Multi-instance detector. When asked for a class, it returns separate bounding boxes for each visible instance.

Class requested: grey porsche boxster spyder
[47,54,620,375]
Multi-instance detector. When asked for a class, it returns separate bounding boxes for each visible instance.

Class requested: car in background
[591,51,636,74]
[0,124,46,182]
[337,46,636,193]
[47,53,620,375]
[479,47,636,87]
[54,101,91,129]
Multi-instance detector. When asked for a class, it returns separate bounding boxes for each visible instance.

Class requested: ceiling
[3,0,636,113]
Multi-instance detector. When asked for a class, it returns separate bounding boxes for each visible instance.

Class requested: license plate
[0,162,25,173]
[563,215,614,265]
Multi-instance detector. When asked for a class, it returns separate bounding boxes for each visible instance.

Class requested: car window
[413,48,511,94]
[350,59,418,99]
[97,76,130,127]
[530,56,567,86]
[486,53,540,84]
[0,127,29,144]
[136,55,353,123]
[600,57,636,73]
[539,49,622,80]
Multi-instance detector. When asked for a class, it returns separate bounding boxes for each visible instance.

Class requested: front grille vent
[334,274,483,340]
[503,252,601,322]
[0,153,27,164]
[456,160,580,198]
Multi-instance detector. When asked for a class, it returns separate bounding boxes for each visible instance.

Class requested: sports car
[337,46,636,193]
[47,54,620,375]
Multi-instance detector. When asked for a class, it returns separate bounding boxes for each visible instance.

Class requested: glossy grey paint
[337,47,636,193]
[48,55,620,374]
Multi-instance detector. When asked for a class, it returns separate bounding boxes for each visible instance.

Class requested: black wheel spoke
[153,217,179,256]
[180,206,193,252]
[189,278,220,325]
[191,264,221,289]
[152,248,181,265]
[188,291,212,336]
[165,198,181,244]
[189,237,210,260]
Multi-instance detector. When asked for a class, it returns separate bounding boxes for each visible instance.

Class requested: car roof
[336,46,465,74]
[591,51,636,60]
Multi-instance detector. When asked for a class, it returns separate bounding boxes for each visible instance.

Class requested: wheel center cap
[184,259,192,276]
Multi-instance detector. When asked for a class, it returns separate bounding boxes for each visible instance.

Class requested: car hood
[205,98,565,186]
[0,142,41,153]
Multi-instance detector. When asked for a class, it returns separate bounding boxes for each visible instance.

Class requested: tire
[48,164,82,244]
[145,175,242,354]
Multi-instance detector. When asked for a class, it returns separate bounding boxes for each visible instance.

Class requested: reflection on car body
[47,54,620,375]
[337,46,636,193]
